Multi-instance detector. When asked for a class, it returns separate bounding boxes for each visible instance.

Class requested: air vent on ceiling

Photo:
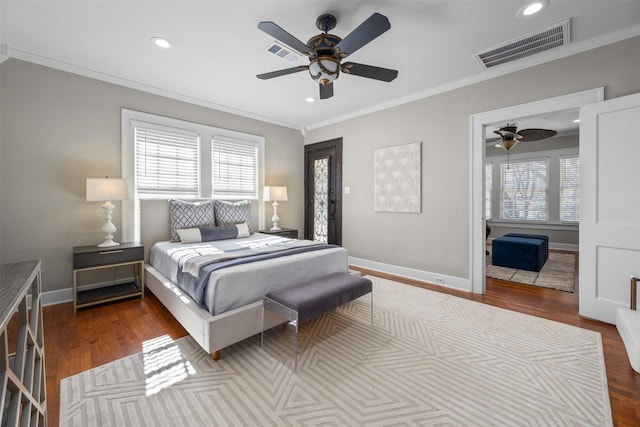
[475,19,570,69]
[265,42,302,63]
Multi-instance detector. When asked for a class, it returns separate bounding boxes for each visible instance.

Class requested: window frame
[486,147,579,230]
[485,162,493,220]
[121,109,265,241]
[559,155,580,223]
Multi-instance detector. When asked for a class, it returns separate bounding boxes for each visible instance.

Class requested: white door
[580,92,640,324]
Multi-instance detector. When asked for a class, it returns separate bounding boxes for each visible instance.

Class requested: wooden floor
[43,253,639,426]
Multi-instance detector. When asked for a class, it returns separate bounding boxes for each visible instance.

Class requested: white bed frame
[145,264,283,358]
[139,199,345,359]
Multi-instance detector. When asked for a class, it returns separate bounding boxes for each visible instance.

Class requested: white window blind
[212,137,258,199]
[135,126,200,197]
[485,163,492,220]
[501,159,549,221]
[560,156,580,222]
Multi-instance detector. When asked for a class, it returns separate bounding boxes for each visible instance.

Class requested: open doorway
[483,110,580,293]
[470,88,604,294]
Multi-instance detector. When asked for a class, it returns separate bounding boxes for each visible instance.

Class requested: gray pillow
[214,200,253,234]
[169,199,216,242]
[176,223,250,243]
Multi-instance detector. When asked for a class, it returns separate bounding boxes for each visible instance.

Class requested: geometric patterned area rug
[486,251,577,292]
[60,276,610,426]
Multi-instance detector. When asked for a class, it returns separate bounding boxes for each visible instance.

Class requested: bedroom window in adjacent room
[560,156,580,223]
[500,158,549,221]
[485,162,492,220]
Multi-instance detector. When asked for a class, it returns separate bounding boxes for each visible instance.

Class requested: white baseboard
[550,243,579,252]
[349,257,471,292]
[42,288,73,306]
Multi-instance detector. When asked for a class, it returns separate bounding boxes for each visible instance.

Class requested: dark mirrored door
[304,138,342,245]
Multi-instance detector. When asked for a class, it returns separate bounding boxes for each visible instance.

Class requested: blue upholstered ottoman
[492,236,546,272]
[504,233,549,262]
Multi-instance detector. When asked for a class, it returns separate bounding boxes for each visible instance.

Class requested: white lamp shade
[86,178,129,202]
[263,186,288,202]
[308,57,340,86]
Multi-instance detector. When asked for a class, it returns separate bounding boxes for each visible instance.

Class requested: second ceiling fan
[257,12,398,99]
[493,124,558,149]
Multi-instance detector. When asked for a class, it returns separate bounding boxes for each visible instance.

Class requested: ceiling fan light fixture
[309,56,340,86]
[495,138,519,150]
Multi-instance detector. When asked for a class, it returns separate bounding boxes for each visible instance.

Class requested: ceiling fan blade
[257,66,308,80]
[334,13,391,58]
[517,128,558,141]
[319,82,334,99]
[258,21,313,56]
[341,62,398,82]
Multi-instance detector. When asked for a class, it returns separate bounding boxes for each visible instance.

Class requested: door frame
[304,138,343,245]
[469,88,604,294]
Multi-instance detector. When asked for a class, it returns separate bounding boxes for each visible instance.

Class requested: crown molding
[6,47,300,130]
[305,24,640,131]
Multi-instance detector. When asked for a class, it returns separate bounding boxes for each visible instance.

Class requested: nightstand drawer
[73,243,143,269]
[259,228,298,239]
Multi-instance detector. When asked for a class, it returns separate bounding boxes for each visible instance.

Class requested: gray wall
[2,36,639,295]
[0,59,304,294]
[306,36,640,280]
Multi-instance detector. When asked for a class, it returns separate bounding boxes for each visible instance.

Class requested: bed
[141,199,349,359]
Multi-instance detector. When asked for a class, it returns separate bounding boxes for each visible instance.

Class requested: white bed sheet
[149,233,349,315]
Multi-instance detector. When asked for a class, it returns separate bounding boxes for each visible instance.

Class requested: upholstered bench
[492,236,546,272]
[262,272,373,368]
[504,233,549,262]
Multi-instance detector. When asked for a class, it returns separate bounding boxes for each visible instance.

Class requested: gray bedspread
[149,234,349,315]
[176,239,335,306]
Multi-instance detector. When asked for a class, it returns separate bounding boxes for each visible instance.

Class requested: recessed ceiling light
[151,36,173,49]
[573,119,581,123]
[306,97,315,103]
[519,0,548,16]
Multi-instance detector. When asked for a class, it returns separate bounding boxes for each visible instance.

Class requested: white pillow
[176,228,202,244]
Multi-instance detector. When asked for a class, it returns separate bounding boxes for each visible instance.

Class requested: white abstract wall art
[374,142,422,213]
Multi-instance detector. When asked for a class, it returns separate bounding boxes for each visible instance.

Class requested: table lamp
[263,186,288,231]
[86,178,129,247]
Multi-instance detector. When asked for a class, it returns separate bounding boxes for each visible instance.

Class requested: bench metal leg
[261,305,265,349]
[294,321,299,370]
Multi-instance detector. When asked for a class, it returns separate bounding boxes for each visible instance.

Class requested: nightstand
[72,242,144,312]
[259,228,298,239]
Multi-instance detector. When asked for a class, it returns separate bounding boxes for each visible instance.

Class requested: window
[485,163,492,220]
[122,109,265,241]
[501,159,549,221]
[135,125,200,198]
[212,137,259,199]
[560,156,580,222]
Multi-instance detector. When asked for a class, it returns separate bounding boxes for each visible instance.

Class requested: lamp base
[98,239,120,248]
[98,201,120,248]
[270,201,282,231]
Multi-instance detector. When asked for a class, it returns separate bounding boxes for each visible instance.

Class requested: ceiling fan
[256,13,398,99]
[492,124,558,149]
[491,124,557,168]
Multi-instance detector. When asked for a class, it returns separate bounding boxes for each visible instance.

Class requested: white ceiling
[2,1,639,131]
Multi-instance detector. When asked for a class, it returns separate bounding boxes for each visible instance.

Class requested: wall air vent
[265,42,303,63]
[475,19,570,69]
